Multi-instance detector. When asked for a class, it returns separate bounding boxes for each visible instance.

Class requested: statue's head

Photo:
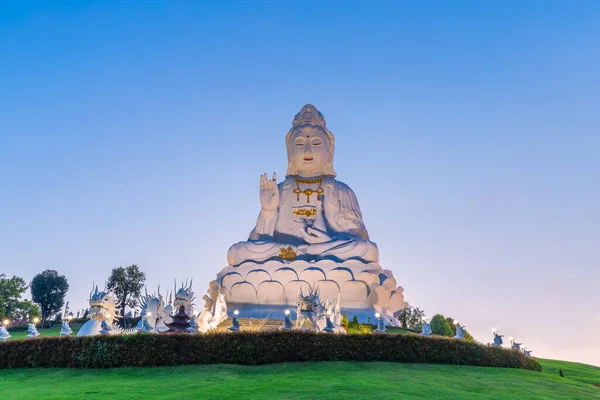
[286,105,336,177]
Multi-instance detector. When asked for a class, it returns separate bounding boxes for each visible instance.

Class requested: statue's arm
[248,208,278,240]
[326,181,370,240]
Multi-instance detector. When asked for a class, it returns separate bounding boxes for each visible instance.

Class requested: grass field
[0,359,598,400]
[8,324,82,339]
[3,326,598,399]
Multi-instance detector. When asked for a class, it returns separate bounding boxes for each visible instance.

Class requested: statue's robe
[227,176,378,266]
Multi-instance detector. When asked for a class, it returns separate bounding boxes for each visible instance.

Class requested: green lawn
[0,359,598,400]
[8,324,83,339]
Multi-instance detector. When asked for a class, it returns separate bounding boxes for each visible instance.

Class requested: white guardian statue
[212,105,406,323]
[27,323,40,338]
[0,324,11,341]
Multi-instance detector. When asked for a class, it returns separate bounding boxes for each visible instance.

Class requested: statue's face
[289,125,330,177]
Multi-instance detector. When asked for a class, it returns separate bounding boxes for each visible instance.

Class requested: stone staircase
[215,317,290,332]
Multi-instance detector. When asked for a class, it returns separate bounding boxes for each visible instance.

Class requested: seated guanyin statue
[216,105,405,324]
[228,104,378,266]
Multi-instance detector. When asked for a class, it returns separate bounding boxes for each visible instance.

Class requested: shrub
[341,314,349,329]
[430,314,454,337]
[0,332,541,371]
[346,323,373,334]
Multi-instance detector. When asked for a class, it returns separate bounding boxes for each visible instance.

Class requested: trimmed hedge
[0,332,541,371]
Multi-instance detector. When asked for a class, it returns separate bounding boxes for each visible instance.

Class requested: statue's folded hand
[302,225,332,244]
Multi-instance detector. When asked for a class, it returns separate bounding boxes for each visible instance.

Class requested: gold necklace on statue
[293,178,324,203]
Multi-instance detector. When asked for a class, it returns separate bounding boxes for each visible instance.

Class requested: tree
[430,314,454,337]
[341,314,349,329]
[0,275,26,319]
[14,299,40,320]
[397,303,426,329]
[0,275,42,321]
[30,270,69,328]
[107,264,146,327]
[349,315,359,330]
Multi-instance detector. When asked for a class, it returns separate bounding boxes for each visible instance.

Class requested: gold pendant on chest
[293,178,324,203]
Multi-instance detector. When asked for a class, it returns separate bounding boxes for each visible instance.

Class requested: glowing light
[453,320,458,325]
[327,310,332,316]
[375,312,381,319]
[146,311,152,317]
[106,314,111,320]
[33,317,39,323]
[233,310,239,316]
[284,309,290,316]
[2,319,9,326]
[67,315,73,321]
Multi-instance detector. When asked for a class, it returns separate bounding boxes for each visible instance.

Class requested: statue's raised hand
[260,172,279,211]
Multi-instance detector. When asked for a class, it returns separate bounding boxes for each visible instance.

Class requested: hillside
[0,359,598,399]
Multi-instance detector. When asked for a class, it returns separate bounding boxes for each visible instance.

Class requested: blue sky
[1,1,599,365]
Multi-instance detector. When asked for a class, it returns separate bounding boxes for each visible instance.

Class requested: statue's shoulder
[279,177,294,190]
[325,177,354,194]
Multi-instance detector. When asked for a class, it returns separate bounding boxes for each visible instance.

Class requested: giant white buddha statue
[213,105,405,323]
[227,104,378,266]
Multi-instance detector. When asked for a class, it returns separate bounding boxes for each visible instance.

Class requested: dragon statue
[295,287,345,333]
[173,279,195,316]
[77,285,122,337]
[136,287,171,334]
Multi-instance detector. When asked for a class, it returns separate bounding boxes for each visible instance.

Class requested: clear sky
[1,1,599,365]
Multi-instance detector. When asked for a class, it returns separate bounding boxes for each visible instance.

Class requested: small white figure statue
[323,312,335,333]
[99,320,113,335]
[27,323,40,338]
[509,337,522,350]
[0,324,11,341]
[139,318,154,333]
[491,329,504,347]
[453,322,465,340]
[375,312,387,333]
[281,309,294,331]
[420,321,432,337]
[228,310,241,332]
[60,320,73,337]
[187,317,199,334]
